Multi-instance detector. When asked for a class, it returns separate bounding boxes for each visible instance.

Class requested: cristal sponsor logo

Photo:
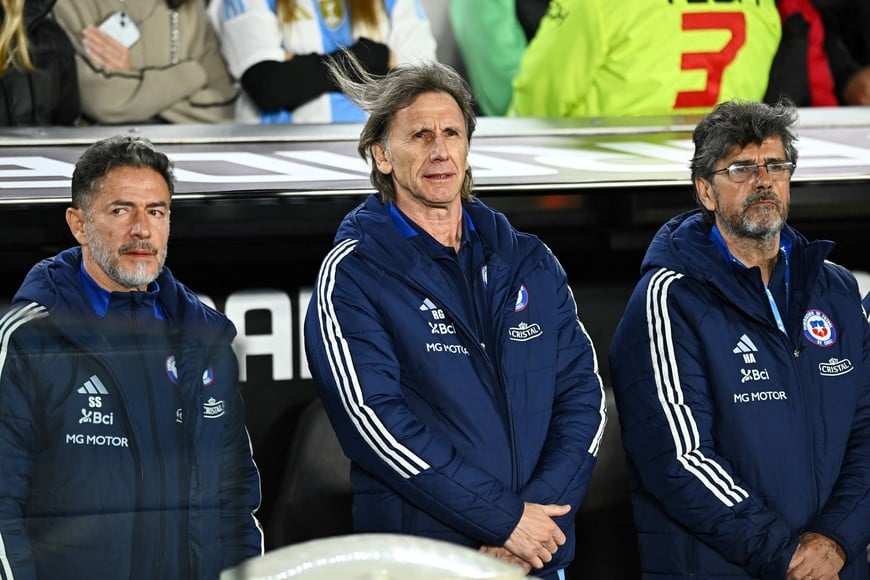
[78,408,114,425]
[425,342,469,355]
[509,322,542,342]
[733,391,788,403]
[740,368,770,383]
[203,397,225,419]
[65,433,129,447]
[819,357,853,377]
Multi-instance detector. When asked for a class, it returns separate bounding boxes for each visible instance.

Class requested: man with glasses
[610,99,870,579]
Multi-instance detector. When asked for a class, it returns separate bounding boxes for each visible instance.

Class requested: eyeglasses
[712,161,795,183]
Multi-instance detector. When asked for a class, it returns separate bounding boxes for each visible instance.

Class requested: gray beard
[716,191,787,243]
[718,210,784,243]
[85,220,165,289]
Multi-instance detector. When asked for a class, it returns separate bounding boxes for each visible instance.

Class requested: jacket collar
[78,259,166,320]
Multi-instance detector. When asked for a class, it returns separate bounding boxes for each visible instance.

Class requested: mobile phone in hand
[98,10,140,48]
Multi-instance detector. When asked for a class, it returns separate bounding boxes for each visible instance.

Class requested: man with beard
[0,136,263,579]
[610,100,870,580]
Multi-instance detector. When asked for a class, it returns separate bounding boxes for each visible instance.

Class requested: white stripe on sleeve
[646,269,749,507]
[315,239,430,479]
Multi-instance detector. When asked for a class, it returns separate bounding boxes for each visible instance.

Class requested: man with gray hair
[0,136,263,579]
[611,99,870,579]
[304,60,606,580]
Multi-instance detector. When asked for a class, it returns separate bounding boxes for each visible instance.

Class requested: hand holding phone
[97,10,140,48]
[82,11,138,73]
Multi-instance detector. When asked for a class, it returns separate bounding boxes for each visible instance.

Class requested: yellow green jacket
[511,0,782,118]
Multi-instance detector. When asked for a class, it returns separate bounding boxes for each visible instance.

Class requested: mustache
[743,191,781,209]
[118,242,158,255]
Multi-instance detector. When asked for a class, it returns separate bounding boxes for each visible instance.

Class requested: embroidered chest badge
[168,355,217,387]
[515,284,529,312]
[509,285,541,341]
[802,309,837,347]
[166,355,179,384]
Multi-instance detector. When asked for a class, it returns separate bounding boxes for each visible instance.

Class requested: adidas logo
[732,334,758,354]
[419,297,446,321]
[77,375,109,395]
[733,334,758,364]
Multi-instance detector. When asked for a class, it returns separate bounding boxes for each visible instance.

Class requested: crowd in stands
[2,0,869,127]
[206,0,436,124]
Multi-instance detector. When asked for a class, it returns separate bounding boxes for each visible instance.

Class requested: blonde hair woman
[0,0,35,74]
[0,0,79,125]
[208,0,437,123]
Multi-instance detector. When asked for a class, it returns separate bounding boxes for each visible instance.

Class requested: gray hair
[71,135,175,212]
[327,56,477,203]
[690,99,799,224]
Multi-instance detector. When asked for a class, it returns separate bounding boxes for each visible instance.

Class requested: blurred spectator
[511,0,781,118]
[53,0,237,124]
[764,0,836,106]
[765,0,870,107]
[0,0,79,125]
[819,0,870,105]
[449,0,547,116]
[207,0,437,124]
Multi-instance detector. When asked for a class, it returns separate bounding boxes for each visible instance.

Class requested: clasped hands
[786,532,846,580]
[480,501,571,573]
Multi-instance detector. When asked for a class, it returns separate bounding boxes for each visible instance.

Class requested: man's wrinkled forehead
[721,137,787,162]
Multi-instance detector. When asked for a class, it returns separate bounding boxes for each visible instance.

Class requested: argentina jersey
[210,0,436,124]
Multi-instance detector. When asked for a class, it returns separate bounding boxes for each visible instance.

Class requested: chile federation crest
[802,309,837,347]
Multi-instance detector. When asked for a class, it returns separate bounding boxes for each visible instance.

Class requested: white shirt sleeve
[387,0,437,63]
[208,0,288,79]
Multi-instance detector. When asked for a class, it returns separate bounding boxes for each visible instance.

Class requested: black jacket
[765,0,869,106]
[0,0,79,125]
